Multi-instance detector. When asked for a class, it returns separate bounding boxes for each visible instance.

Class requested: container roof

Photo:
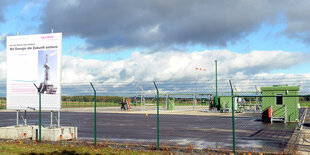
[261,85,300,91]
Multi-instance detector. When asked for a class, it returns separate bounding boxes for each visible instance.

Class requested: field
[0,95,309,154]
[61,101,203,108]
[0,140,293,155]
[0,110,302,153]
[300,101,310,107]
[0,140,163,155]
[0,100,205,109]
[0,105,309,154]
[0,100,5,109]
[1,98,310,109]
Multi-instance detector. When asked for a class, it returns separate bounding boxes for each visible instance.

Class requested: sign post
[33,83,41,143]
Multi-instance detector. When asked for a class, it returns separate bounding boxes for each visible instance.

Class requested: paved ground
[293,108,310,154]
[0,108,298,152]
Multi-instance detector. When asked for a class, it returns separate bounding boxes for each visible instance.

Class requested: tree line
[1,96,310,103]
[62,96,125,103]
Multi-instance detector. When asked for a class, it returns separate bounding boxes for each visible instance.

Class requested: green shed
[261,85,300,123]
[220,96,238,112]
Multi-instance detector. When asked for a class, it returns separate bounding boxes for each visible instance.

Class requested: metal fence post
[215,60,218,109]
[50,111,53,127]
[270,105,273,123]
[153,81,160,151]
[285,105,287,123]
[58,110,60,127]
[16,110,19,126]
[90,82,97,146]
[229,80,236,154]
[140,86,144,111]
[193,94,196,111]
[34,83,42,143]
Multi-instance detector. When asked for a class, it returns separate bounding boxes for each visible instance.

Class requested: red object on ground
[268,108,272,117]
[127,98,131,108]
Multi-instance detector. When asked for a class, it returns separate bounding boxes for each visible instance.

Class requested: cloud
[281,1,310,44]
[0,33,7,47]
[1,50,309,85]
[40,0,285,51]
[0,52,6,83]
[0,0,19,22]
[23,1,42,13]
[1,50,310,96]
[0,1,10,22]
[61,50,310,83]
[61,50,310,95]
[39,0,310,51]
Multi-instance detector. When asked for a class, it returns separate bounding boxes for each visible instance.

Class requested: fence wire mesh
[1,78,310,154]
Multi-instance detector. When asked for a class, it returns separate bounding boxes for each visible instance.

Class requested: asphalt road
[0,111,298,151]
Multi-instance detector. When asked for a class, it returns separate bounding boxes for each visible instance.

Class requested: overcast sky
[0,0,310,86]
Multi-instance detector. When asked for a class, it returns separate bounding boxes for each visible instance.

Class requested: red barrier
[127,98,131,109]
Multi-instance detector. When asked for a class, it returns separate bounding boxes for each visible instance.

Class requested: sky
[1,0,310,88]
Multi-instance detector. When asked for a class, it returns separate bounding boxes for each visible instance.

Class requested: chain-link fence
[1,78,310,154]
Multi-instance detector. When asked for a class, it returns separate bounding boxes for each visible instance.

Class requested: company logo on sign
[41,36,54,39]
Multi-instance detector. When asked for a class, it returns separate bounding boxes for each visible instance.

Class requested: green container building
[261,85,300,123]
[220,96,240,112]
[220,96,231,112]
[168,98,175,110]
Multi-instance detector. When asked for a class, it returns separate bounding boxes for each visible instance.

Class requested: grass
[62,101,120,108]
[0,140,298,155]
[300,101,310,107]
[0,140,163,155]
[0,101,206,109]
[2,99,309,109]
[61,101,206,108]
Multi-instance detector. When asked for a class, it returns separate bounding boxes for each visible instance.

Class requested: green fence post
[90,82,97,146]
[153,81,160,151]
[215,60,218,109]
[33,84,42,143]
[229,80,236,154]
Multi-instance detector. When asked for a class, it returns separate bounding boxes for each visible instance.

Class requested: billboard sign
[6,33,62,110]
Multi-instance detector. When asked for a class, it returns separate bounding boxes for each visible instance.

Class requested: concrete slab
[0,125,32,139]
[32,126,77,141]
[0,125,77,141]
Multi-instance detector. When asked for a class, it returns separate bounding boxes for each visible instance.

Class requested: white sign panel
[6,33,62,110]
